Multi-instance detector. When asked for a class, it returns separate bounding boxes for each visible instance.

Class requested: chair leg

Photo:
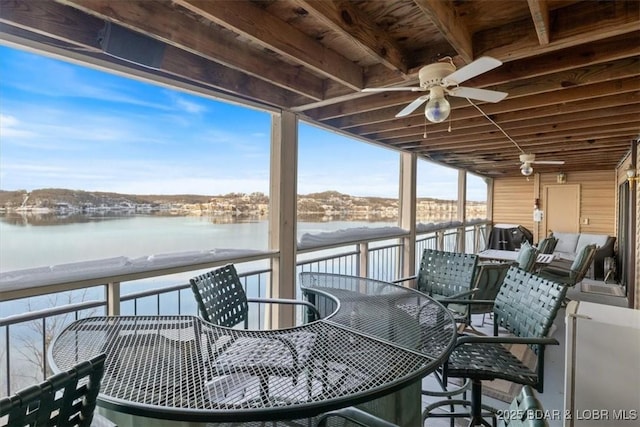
[469,380,493,427]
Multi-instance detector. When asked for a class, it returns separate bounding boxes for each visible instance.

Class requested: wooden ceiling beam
[475,1,640,62]
[173,0,363,90]
[412,0,473,62]
[443,31,640,88]
[161,47,295,107]
[55,0,326,100]
[527,0,550,45]
[292,0,408,73]
[0,0,104,48]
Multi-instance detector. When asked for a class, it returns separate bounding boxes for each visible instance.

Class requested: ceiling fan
[519,153,565,176]
[362,56,508,123]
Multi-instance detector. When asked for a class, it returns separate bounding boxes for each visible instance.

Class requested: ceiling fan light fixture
[425,87,450,123]
[521,163,534,176]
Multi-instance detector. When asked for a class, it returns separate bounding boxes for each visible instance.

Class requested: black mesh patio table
[49,273,456,425]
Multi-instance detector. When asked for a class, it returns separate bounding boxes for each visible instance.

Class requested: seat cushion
[554,251,576,262]
[576,233,609,254]
[516,241,538,271]
[570,244,597,271]
[553,232,579,253]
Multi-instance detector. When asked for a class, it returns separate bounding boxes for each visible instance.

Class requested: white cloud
[0,114,36,138]
[174,96,206,114]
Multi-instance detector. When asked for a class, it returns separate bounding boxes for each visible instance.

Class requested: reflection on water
[0,211,272,227]
[1,211,400,227]
[0,211,135,226]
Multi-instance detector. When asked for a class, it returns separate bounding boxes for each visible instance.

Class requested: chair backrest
[190,264,249,327]
[493,266,567,348]
[516,241,538,272]
[536,236,558,254]
[0,353,106,427]
[468,262,511,315]
[569,243,597,282]
[417,249,478,298]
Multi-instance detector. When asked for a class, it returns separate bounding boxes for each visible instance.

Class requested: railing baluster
[42,317,46,379]
[5,326,10,396]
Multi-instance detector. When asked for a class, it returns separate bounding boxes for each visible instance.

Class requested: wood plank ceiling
[1,0,639,177]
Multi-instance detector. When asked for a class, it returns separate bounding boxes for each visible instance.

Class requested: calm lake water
[0,213,395,272]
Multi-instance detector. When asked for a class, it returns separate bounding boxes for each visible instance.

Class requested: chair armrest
[456,335,558,347]
[316,406,399,427]
[246,297,321,321]
[443,288,477,300]
[392,275,417,284]
[439,298,494,306]
[539,264,573,275]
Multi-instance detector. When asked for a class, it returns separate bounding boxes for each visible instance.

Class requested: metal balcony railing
[0,221,488,396]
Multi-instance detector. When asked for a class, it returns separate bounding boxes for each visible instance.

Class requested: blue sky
[0,45,484,200]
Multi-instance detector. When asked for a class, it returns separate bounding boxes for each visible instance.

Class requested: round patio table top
[49,272,456,423]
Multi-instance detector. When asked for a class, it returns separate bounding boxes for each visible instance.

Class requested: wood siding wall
[492,177,536,235]
[493,170,616,243]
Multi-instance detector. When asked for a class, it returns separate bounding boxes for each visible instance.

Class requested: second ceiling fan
[519,153,565,176]
[362,57,508,122]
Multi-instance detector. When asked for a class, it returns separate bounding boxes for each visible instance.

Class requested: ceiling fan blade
[533,160,566,165]
[448,86,508,103]
[395,95,430,117]
[445,56,502,85]
[362,87,423,92]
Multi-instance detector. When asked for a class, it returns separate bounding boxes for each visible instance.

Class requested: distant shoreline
[0,188,487,222]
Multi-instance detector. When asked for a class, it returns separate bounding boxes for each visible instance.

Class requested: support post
[106,281,120,316]
[399,152,417,283]
[269,110,298,328]
[358,242,369,278]
[457,169,467,253]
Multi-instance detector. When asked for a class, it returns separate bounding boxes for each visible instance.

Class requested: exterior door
[544,184,580,235]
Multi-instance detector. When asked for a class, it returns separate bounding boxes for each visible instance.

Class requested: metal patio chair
[190,264,319,403]
[393,249,479,425]
[0,353,111,427]
[395,249,479,322]
[448,261,511,329]
[424,266,567,426]
[536,243,597,287]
